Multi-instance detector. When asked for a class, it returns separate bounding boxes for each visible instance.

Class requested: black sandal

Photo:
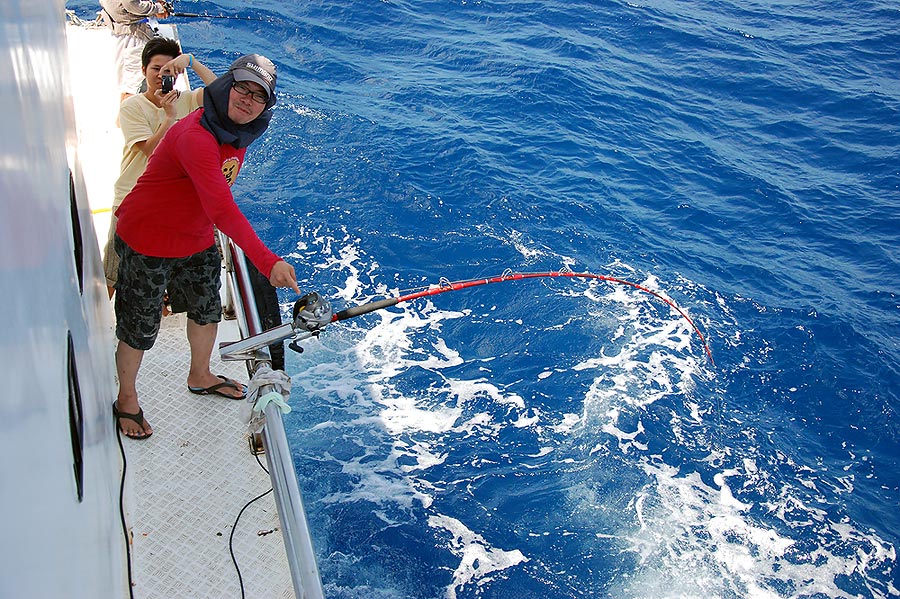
[113,402,153,439]
[187,375,247,400]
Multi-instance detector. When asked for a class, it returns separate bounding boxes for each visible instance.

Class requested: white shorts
[112,34,146,95]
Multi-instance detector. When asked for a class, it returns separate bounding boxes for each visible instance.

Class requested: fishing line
[287,267,715,365]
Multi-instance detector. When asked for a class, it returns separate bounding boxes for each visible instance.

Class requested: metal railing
[220,234,325,599]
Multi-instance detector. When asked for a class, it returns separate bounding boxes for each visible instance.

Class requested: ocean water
[68,1,900,597]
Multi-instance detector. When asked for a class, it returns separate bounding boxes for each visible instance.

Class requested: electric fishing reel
[288,292,333,353]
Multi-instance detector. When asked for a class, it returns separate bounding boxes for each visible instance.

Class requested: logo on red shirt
[222,157,241,186]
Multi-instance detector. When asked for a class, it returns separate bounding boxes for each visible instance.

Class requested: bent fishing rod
[221,268,715,366]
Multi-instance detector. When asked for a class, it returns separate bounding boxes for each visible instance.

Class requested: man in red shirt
[112,54,300,439]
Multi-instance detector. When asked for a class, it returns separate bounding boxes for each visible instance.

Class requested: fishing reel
[219,290,332,361]
[288,292,332,353]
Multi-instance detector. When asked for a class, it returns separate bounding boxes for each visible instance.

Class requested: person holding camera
[103,37,216,299]
[111,54,300,439]
[99,0,171,101]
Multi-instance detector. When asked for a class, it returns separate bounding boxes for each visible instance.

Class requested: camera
[161,74,175,94]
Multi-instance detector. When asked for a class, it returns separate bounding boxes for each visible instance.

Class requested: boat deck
[66,19,295,599]
[126,314,293,598]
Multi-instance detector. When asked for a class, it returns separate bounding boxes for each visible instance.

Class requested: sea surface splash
[285,228,895,598]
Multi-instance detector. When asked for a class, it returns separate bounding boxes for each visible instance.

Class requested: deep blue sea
[70,1,900,597]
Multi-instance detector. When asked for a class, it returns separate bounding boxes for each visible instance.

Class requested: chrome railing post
[220,234,325,599]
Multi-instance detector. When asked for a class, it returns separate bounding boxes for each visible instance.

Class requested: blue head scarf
[199,54,277,149]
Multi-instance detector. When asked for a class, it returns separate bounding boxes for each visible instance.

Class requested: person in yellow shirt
[103,37,217,298]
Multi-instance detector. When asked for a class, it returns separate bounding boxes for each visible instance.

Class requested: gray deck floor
[124,313,294,599]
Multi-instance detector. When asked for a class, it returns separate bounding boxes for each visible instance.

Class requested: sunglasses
[231,81,268,104]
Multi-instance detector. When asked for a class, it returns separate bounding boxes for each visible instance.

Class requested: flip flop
[112,401,153,440]
[187,375,247,400]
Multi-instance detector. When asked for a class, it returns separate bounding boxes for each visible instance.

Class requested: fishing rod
[162,2,271,21]
[170,11,270,21]
[221,268,714,366]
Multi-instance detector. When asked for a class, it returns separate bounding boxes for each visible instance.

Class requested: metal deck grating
[124,312,294,599]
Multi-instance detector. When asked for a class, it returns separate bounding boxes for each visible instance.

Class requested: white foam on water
[551,413,581,434]
[444,377,525,409]
[560,279,898,598]
[286,102,328,121]
[476,224,548,262]
[596,457,899,599]
[428,514,529,599]
[320,447,435,510]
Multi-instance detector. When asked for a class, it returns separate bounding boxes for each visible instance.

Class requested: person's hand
[160,54,191,78]
[269,260,301,294]
[154,83,180,119]
[155,2,169,18]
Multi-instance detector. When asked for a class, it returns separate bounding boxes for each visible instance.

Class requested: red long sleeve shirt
[115,109,280,277]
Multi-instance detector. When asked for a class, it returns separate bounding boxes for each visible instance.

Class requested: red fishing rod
[286,268,714,365]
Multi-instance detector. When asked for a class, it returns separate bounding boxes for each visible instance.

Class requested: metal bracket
[220,323,313,361]
[249,432,265,455]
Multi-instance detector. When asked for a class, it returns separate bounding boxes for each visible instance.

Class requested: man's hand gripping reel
[219,292,332,361]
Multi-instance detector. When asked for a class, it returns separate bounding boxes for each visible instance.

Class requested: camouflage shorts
[114,235,222,350]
